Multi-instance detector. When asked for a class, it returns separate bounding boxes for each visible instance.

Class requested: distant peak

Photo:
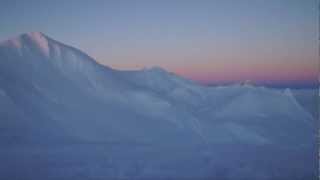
[240,80,255,86]
[144,66,169,73]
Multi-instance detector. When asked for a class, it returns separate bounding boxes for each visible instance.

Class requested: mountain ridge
[0,31,317,179]
[0,32,172,75]
[0,31,315,145]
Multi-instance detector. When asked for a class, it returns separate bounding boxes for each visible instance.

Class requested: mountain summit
[1,32,50,55]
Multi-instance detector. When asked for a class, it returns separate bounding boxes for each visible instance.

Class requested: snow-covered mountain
[0,32,317,179]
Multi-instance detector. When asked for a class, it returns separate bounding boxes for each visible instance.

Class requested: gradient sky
[0,0,318,86]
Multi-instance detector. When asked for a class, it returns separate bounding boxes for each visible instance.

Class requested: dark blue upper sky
[0,0,318,86]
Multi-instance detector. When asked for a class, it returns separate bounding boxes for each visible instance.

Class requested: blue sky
[0,0,318,86]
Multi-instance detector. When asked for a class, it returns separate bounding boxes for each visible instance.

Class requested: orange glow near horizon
[173,62,318,84]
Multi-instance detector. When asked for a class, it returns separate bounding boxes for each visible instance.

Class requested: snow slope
[0,32,317,179]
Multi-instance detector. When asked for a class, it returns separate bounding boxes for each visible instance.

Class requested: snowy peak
[0,31,118,82]
[140,66,197,87]
[23,32,50,56]
[24,32,49,45]
[0,32,51,57]
[144,66,169,74]
[140,66,177,79]
[0,32,102,67]
[2,32,48,48]
[142,66,193,83]
[23,31,48,43]
[239,80,255,87]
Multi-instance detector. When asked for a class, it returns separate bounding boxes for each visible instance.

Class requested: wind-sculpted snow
[0,32,317,179]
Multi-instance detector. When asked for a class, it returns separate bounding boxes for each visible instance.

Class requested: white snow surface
[0,32,317,179]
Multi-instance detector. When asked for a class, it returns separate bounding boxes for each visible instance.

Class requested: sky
[0,0,318,87]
